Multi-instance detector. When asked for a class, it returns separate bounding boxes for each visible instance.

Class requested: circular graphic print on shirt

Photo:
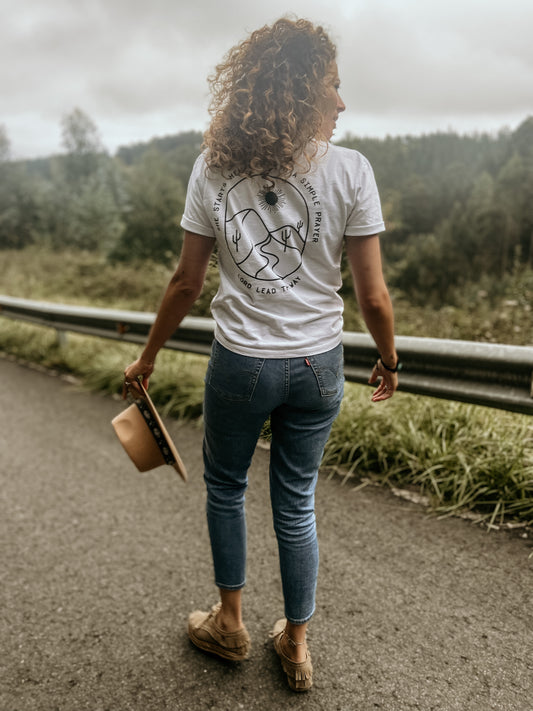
[225,177,309,281]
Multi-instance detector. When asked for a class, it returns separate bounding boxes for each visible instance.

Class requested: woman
[123,17,398,692]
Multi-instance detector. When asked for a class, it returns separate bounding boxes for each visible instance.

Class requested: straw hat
[112,380,187,481]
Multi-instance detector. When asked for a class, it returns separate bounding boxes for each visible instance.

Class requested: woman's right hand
[123,356,155,397]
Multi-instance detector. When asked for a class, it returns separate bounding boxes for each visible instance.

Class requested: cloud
[338,1,533,115]
[1,0,532,157]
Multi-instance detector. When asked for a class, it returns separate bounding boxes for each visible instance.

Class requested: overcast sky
[2,0,532,159]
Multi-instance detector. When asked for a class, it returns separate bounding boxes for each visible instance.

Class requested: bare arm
[123,231,215,388]
[345,234,398,401]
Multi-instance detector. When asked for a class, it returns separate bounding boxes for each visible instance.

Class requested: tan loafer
[270,618,313,691]
[188,602,251,661]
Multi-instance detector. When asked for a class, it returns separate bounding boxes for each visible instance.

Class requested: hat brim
[112,381,187,481]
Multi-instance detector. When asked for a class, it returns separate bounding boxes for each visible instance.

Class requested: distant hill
[115,130,204,165]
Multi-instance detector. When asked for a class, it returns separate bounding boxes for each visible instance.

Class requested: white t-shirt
[181,142,385,358]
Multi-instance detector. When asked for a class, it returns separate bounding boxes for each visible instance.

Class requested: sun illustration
[257,185,286,213]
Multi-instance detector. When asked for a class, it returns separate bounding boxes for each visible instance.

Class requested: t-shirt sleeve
[180,154,216,237]
[344,156,386,237]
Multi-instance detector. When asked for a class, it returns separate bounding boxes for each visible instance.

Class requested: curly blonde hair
[203,17,337,178]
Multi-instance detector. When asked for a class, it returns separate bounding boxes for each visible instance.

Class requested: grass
[322,388,533,527]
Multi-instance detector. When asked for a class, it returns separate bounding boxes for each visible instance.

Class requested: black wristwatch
[378,356,402,373]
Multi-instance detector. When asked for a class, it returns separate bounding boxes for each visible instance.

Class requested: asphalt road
[1,356,532,711]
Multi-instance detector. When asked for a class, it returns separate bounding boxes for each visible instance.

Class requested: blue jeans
[202,339,344,624]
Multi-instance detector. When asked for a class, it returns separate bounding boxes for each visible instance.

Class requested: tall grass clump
[323,384,533,526]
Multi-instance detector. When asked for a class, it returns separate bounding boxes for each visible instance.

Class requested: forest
[1,109,532,341]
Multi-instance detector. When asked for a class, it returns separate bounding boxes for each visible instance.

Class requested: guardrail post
[56,329,68,349]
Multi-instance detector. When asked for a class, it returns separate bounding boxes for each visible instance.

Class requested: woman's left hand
[122,357,155,397]
[368,360,398,402]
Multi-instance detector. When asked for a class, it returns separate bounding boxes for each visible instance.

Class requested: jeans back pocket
[306,344,344,397]
[206,340,265,402]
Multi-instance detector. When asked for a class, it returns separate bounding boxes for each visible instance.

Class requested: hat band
[135,398,176,466]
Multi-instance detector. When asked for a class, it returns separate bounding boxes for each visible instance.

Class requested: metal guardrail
[0,295,532,415]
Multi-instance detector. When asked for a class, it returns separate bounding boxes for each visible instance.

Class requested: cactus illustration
[280,229,290,252]
[232,231,242,252]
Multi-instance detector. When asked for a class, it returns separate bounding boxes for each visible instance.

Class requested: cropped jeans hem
[285,607,316,626]
[216,580,246,591]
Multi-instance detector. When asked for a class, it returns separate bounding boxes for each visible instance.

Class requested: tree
[38,108,125,251]
[511,116,533,160]
[60,107,104,185]
[398,175,438,236]
[0,124,10,162]
[0,125,47,249]
[461,172,507,276]
[497,153,533,270]
[110,150,185,264]
[41,155,125,252]
[0,164,45,250]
